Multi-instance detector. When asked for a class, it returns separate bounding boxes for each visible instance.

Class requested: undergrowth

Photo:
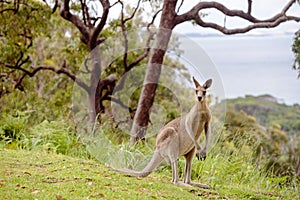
[0,111,89,158]
[0,111,299,199]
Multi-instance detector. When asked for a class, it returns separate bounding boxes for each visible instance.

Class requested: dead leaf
[31,190,40,194]
[85,178,93,181]
[92,193,105,198]
[23,172,31,176]
[56,195,67,200]
[139,188,148,193]
[87,181,93,186]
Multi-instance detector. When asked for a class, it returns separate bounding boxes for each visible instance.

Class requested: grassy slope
[0,149,295,200]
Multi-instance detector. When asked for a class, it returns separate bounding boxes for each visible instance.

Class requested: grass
[1,149,299,199]
[0,149,214,199]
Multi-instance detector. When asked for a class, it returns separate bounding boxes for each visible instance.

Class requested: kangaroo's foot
[188,182,210,189]
[172,181,192,187]
[196,150,207,161]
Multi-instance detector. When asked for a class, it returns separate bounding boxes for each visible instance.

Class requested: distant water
[181,34,300,105]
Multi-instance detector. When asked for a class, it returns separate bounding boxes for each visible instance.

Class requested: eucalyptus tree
[0,0,156,127]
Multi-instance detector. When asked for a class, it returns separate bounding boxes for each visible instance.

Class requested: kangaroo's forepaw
[196,151,206,161]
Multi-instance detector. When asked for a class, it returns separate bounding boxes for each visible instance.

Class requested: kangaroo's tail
[113,151,163,178]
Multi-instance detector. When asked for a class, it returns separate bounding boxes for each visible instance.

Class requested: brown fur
[114,77,212,189]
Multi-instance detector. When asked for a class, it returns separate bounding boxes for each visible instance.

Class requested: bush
[0,111,31,149]
[25,120,82,155]
[0,111,89,158]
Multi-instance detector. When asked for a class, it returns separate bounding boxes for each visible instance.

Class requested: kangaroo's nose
[198,96,202,101]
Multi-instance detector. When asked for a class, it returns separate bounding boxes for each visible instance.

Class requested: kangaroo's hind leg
[171,159,191,187]
[158,128,190,187]
[183,148,210,189]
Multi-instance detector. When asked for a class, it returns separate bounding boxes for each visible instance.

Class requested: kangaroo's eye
[203,91,206,95]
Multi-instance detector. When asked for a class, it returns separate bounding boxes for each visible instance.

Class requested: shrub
[0,111,31,149]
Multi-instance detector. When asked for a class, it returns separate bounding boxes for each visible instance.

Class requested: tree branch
[194,14,299,35]
[89,0,110,50]
[247,0,252,14]
[80,0,88,27]
[147,8,162,31]
[108,96,130,110]
[32,65,90,92]
[95,74,117,114]
[124,0,141,23]
[114,7,159,92]
[177,0,184,13]
[0,0,19,14]
[175,0,300,34]
[59,0,90,44]
[119,0,143,71]
[119,0,129,70]
[2,60,90,93]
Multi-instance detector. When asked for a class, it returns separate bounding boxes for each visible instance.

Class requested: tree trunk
[130,0,177,143]
[88,46,102,126]
[95,74,117,120]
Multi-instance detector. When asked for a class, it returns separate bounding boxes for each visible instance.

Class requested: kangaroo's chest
[179,111,210,155]
[192,111,210,137]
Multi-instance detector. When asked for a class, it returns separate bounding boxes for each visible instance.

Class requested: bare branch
[35,65,89,92]
[89,0,110,50]
[119,0,129,70]
[177,0,184,13]
[16,52,30,69]
[282,0,296,13]
[2,59,90,93]
[194,14,299,35]
[147,8,162,31]
[124,0,142,23]
[247,0,252,14]
[119,0,143,71]
[80,0,88,27]
[109,96,130,110]
[114,4,159,92]
[95,74,117,114]
[59,0,90,44]
[0,0,19,14]
[175,0,300,34]
[109,1,119,8]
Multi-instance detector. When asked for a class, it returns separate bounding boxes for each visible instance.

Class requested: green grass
[0,149,212,199]
[1,149,299,199]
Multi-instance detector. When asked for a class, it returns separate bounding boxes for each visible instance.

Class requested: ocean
[177,34,300,105]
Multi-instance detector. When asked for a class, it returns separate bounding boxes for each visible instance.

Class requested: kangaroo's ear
[203,79,212,89]
[192,76,200,88]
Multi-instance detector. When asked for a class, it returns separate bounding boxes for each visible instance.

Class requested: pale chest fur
[179,104,211,155]
[192,111,211,139]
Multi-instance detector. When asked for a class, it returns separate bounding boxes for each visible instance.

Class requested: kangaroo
[115,77,212,188]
